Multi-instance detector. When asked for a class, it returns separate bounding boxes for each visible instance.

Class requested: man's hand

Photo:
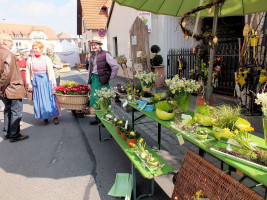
[28,83,33,91]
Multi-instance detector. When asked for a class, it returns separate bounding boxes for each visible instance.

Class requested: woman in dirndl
[26,41,61,125]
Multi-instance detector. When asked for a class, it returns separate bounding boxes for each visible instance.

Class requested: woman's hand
[28,84,33,91]
[53,84,57,94]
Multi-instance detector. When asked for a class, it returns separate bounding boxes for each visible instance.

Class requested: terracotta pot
[115,126,120,134]
[121,132,127,140]
[196,94,215,106]
[126,138,137,148]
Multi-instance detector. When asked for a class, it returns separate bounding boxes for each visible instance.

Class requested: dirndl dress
[32,56,61,119]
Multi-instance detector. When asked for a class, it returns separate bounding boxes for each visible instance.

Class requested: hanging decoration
[179,0,225,47]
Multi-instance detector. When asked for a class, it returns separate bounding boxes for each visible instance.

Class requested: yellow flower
[234,130,239,135]
[223,128,230,133]
[193,117,197,121]
[137,90,139,92]
[200,117,204,122]
[130,143,136,148]
[139,138,144,143]
[130,131,135,136]
[204,102,206,105]
[118,120,123,124]
[246,127,254,132]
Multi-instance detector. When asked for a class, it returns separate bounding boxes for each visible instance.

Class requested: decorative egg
[208,7,212,14]
[182,21,186,28]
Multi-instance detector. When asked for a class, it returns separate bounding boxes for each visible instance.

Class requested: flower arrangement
[165,75,200,95]
[94,88,116,112]
[126,87,139,102]
[55,81,89,95]
[255,92,267,116]
[165,75,200,112]
[135,71,157,92]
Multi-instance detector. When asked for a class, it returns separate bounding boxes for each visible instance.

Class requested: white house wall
[107,3,202,76]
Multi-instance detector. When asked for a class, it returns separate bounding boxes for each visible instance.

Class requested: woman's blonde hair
[32,41,44,52]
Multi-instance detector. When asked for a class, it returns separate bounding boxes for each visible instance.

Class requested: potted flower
[165,75,200,112]
[55,81,90,110]
[94,88,116,113]
[125,130,141,147]
[114,118,124,135]
[135,71,157,93]
[118,123,132,141]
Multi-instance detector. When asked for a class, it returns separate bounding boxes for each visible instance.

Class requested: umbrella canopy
[114,0,267,17]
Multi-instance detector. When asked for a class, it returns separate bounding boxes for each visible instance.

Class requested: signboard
[98,28,105,37]
[138,12,152,32]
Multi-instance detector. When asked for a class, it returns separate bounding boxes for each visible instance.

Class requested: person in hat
[87,36,119,125]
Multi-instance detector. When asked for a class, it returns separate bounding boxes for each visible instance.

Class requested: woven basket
[55,94,89,110]
[171,149,264,200]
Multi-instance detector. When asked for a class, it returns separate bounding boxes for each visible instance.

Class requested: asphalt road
[0,69,171,200]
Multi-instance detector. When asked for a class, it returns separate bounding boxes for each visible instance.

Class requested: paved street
[0,68,265,200]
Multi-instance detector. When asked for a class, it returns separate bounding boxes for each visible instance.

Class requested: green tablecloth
[95,110,173,179]
[127,101,267,186]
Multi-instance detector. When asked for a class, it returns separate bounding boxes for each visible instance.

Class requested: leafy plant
[194,105,217,117]
[150,45,163,66]
[150,45,161,54]
[215,105,244,130]
[156,101,172,112]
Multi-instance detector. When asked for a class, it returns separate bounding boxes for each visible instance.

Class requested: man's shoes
[3,135,9,140]
[90,119,98,125]
[54,117,59,125]
[44,119,49,126]
[10,134,29,143]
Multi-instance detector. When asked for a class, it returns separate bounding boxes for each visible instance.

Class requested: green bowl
[156,108,174,121]
[212,126,233,140]
[196,134,208,141]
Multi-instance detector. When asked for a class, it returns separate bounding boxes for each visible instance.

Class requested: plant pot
[156,108,174,121]
[151,66,165,88]
[126,138,137,147]
[115,126,120,134]
[196,134,208,141]
[121,132,127,140]
[196,94,215,106]
[175,91,191,112]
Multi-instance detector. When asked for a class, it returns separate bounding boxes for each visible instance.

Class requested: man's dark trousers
[3,98,22,139]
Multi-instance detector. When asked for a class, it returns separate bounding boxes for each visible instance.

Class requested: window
[23,35,27,38]
[15,34,20,38]
[113,37,118,57]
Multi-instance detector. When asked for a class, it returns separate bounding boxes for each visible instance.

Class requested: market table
[95,110,173,200]
[126,101,267,198]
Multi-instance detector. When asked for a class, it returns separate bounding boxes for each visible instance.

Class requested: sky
[0,0,78,38]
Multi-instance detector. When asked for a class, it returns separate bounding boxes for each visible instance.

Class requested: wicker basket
[171,149,264,200]
[55,94,89,110]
